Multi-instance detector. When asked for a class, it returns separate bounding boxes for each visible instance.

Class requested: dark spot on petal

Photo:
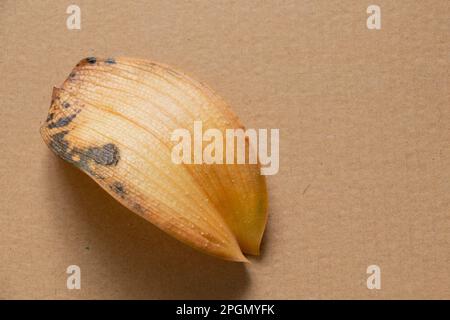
[86,143,120,166]
[86,57,96,64]
[46,113,54,122]
[49,131,70,159]
[47,131,118,179]
[105,58,116,64]
[48,113,77,129]
[110,181,126,198]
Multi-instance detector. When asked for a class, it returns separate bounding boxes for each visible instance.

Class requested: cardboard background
[0,0,448,299]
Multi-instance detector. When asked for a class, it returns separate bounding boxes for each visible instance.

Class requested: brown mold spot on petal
[47,113,77,129]
[105,58,116,64]
[86,143,120,166]
[86,57,97,64]
[49,131,70,158]
[46,113,54,122]
[110,181,126,198]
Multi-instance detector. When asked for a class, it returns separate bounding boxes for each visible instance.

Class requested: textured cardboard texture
[0,1,449,299]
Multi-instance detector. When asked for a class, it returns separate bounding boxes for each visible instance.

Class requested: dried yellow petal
[40,57,268,262]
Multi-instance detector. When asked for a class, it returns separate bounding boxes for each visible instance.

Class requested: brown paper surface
[0,0,448,299]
